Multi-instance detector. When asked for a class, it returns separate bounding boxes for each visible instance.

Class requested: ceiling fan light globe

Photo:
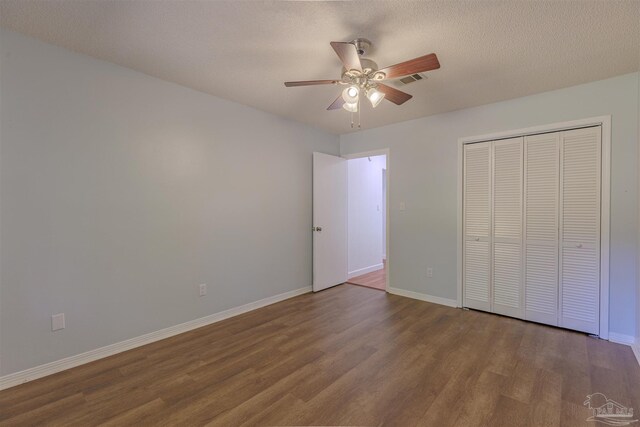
[342,85,360,103]
[366,87,385,108]
[342,102,358,113]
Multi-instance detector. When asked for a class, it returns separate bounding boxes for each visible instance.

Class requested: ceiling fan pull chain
[357,98,361,129]
[350,111,354,128]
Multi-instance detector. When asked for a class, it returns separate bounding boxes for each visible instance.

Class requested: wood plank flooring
[347,261,386,290]
[1,284,639,426]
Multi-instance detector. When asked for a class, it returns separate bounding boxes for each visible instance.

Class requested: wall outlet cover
[52,313,65,331]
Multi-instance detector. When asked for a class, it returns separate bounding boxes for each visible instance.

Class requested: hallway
[347,261,386,290]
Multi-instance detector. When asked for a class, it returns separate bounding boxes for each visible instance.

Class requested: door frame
[457,115,611,339]
[342,149,390,292]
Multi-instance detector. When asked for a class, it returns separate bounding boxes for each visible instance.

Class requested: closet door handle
[475,237,480,241]
[576,243,583,248]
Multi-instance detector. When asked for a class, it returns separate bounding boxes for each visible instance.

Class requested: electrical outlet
[427,267,433,278]
[199,283,207,297]
[51,313,65,331]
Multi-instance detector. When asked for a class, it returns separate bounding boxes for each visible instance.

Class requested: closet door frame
[457,115,611,339]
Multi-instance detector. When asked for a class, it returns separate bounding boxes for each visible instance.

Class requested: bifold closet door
[463,142,491,311]
[492,138,524,318]
[524,133,560,326]
[559,127,601,334]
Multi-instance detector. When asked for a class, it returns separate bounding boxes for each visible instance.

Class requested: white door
[463,142,492,311]
[559,127,601,334]
[313,152,348,292]
[492,138,524,318]
[524,132,560,326]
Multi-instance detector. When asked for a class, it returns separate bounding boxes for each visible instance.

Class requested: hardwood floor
[347,261,386,290]
[1,284,639,426]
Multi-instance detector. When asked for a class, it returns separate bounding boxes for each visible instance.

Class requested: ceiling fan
[284,38,440,117]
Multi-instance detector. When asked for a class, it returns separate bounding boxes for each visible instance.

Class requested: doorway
[345,153,388,291]
[311,149,390,293]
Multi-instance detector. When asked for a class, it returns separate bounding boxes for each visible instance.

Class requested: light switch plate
[399,202,406,211]
[52,313,65,331]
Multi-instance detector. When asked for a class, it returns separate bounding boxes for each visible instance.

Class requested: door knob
[313,226,322,232]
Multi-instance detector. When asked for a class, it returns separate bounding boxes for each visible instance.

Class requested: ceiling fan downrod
[350,38,372,56]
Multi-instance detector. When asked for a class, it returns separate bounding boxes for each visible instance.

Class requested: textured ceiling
[1,1,639,135]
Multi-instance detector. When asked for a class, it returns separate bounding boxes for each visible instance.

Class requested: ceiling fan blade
[378,53,440,80]
[377,84,413,105]
[330,42,362,72]
[284,80,339,87]
[327,94,345,110]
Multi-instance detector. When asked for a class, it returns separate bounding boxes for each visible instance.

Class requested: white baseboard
[0,286,311,391]
[348,263,383,279]
[608,332,636,346]
[388,287,458,308]
[631,339,640,365]
[632,344,640,367]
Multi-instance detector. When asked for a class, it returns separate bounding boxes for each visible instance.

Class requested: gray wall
[0,30,339,375]
[341,72,640,338]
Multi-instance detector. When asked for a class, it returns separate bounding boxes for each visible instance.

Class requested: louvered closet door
[492,138,524,318]
[463,142,491,311]
[524,133,560,326]
[559,127,601,334]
